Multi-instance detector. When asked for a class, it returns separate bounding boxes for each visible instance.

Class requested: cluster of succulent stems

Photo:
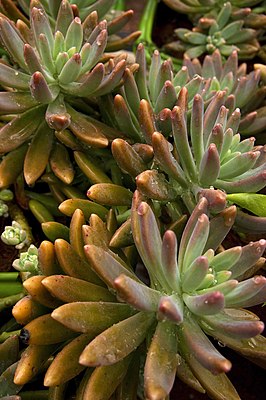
[0,1,265,400]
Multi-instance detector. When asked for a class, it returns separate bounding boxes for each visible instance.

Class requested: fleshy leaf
[227,193,266,217]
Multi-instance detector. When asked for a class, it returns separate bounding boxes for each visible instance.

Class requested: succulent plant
[0,1,265,399]
[0,188,13,216]
[100,84,266,232]
[80,193,266,400]
[0,0,128,185]
[175,2,260,59]
[163,0,266,29]
[1,221,28,249]
[0,335,22,397]
[183,49,266,136]
[10,208,144,398]
[100,44,266,149]
[12,244,40,275]
[0,0,141,50]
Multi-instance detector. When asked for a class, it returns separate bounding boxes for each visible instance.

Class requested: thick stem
[113,0,125,10]
[138,0,158,45]
[0,329,21,343]
[0,272,20,281]
[0,292,25,312]
[181,190,197,214]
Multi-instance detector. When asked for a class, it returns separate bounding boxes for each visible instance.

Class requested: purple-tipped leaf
[172,106,197,182]
[84,244,140,289]
[58,53,82,85]
[210,247,242,272]
[65,17,83,52]
[190,94,204,168]
[201,312,264,339]
[219,151,260,180]
[152,131,188,188]
[183,291,225,316]
[157,294,183,323]
[182,256,209,292]
[199,144,220,186]
[0,17,28,70]
[203,91,226,145]
[161,230,179,291]
[178,197,208,269]
[225,275,266,308]
[132,202,168,287]
[30,72,59,104]
[144,321,178,400]
[182,214,209,272]
[204,206,237,252]
[114,274,161,312]
[179,313,231,374]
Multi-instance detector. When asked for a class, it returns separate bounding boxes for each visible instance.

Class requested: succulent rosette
[0,0,141,50]
[7,208,141,398]
[0,0,127,186]
[106,87,266,232]
[100,43,266,148]
[174,2,260,59]
[81,193,266,400]
[163,0,266,29]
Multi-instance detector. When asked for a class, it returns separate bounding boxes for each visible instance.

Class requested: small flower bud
[12,244,40,275]
[1,221,28,249]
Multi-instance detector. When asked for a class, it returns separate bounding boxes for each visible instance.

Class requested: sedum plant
[140,90,266,199]
[0,0,141,51]
[183,49,266,136]
[98,85,266,233]
[0,1,265,399]
[0,188,13,217]
[9,196,266,400]
[162,0,266,29]
[9,208,143,399]
[174,2,260,59]
[101,44,266,146]
[0,0,128,186]
[80,193,266,400]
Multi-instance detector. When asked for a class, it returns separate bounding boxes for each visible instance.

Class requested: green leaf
[226,193,266,217]
[0,362,23,397]
[79,312,154,366]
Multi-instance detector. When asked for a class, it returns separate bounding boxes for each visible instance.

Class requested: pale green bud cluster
[1,221,28,249]
[0,200,9,217]
[0,189,13,217]
[12,244,40,275]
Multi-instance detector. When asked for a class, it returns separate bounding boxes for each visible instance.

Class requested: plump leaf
[52,302,134,334]
[227,193,266,217]
[79,312,154,366]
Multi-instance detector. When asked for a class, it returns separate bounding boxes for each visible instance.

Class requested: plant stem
[137,0,158,46]
[135,0,182,68]
[0,329,21,343]
[181,190,196,214]
[116,209,131,224]
[0,281,23,297]
[0,292,25,312]
[113,0,125,10]
[0,272,20,281]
